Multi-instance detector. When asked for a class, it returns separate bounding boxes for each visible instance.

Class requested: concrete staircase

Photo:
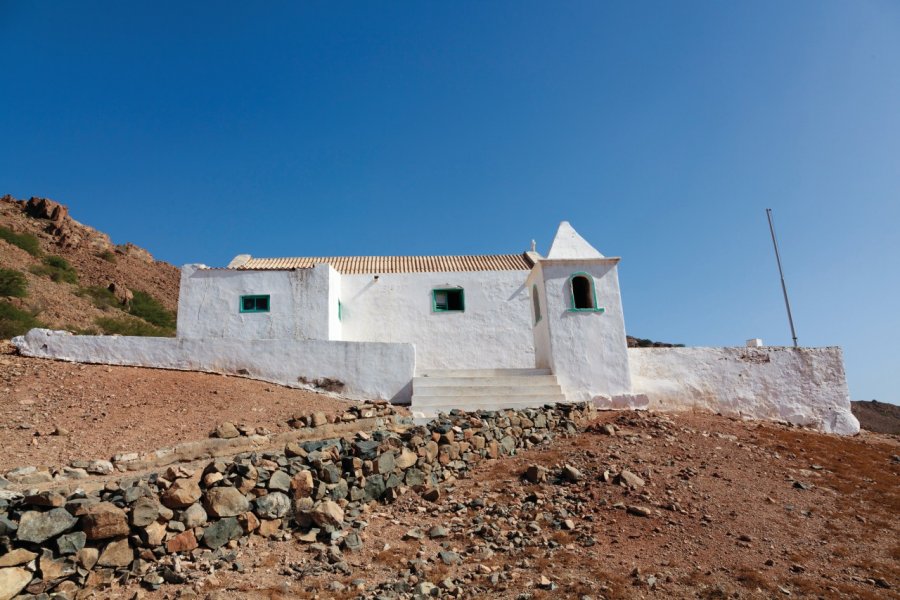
[410,368,566,419]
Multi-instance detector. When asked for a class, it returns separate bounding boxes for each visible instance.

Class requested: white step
[412,393,566,406]
[413,375,559,387]
[410,368,565,421]
[413,385,562,397]
[416,368,551,378]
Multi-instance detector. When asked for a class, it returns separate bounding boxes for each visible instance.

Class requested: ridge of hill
[852,399,900,435]
[0,195,180,339]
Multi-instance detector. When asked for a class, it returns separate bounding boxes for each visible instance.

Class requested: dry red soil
[0,347,353,472]
[2,349,897,599]
[111,412,897,599]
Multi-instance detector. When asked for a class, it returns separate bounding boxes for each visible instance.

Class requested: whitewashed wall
[628,346,859,435]
[176,264,337,341]
[532,259,632,401]
[14,329,415,403]
[529,280,551,370]
[338,270,534,371]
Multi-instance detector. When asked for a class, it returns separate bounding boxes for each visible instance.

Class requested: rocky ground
[101,411,896,600]
[0,346,353,474]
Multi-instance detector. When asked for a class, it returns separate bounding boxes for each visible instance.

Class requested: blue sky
[1,2,898,402]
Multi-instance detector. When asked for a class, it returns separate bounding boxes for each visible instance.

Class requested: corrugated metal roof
[232,253,535,274]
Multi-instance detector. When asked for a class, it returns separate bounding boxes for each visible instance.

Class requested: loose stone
[16,508,77,544]
[204,487,250,518]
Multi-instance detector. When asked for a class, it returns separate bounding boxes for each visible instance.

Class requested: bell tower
[527,222,644,407]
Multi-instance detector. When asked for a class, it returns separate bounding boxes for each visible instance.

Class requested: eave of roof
[227,253,535,274]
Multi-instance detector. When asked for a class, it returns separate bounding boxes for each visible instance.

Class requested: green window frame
[240,294,270,313]
[568,273,604,313]
[532,284,542,324]
[432,288,465,313]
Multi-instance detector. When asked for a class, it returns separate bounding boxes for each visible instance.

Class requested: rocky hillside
[852,400,900,435]
[0,195,180,339]
[626,335,683,348]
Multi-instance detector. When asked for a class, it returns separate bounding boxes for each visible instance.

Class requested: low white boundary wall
[14,329,416,404]
[628,346,859,435]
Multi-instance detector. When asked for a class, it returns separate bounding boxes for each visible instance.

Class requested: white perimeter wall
[628,346,860,435]
[338,270,534,371]
[14,329,415,404]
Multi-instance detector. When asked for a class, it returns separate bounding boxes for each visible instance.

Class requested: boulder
[39,549,75,581]
[161,479,201,509]
[80,502,129,540]
[561,464,584,483]
[142,521,167,547]
[0,549,36,568]
[202,518,242,550]
[238,511,259,533]
[268,470,291,493]
[166,530,198,554]
[310,500,344,530]
[254,492,290,519]
[405,468,426,488]
[75,547,99,570]
[204,487,250,518]
[257,519,282,537]
[56,531,87,555]
[23,491,66,508]
[214,422,239,439]
[618,470,645,488]
[86,460,114,475]
[25,197,67,221]
[182,503,208,528]
[396,447,418,469]
[17,508,77,543]
[375,451,395,474]
[0,567,32,600]
[525,465,549,484]
[130,497,160,527]
[291,470,315,499]
[97,538,133,568]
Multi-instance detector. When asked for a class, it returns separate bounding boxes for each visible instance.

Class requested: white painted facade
[12,221,861,434]
[524,222,636,406]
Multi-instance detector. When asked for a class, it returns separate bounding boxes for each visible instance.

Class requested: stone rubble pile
[0,402,596,599]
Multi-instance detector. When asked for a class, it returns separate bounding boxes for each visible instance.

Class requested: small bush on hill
[95,316,173,337]
[0,226,42,256]
[0,268,28,298]
[30,255,79,284]
[77,285,119,310]
[97,249,117,262]
[130,290,176,329]
[0,300,44,339]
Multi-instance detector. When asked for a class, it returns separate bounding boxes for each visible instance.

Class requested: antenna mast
[766,208,799,347]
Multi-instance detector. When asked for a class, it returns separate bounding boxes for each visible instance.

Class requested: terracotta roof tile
[233,253,534,274]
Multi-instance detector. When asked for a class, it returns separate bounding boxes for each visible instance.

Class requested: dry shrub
[735,566,774,591]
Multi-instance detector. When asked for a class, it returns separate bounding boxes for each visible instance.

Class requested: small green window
[240,295,270,313]
[568,273,604,313]
[432,288,464,312]
[338,299,342,321]
[532,284,542,324]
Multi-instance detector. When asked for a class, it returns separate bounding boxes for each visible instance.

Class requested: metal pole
[766,208,798,347]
